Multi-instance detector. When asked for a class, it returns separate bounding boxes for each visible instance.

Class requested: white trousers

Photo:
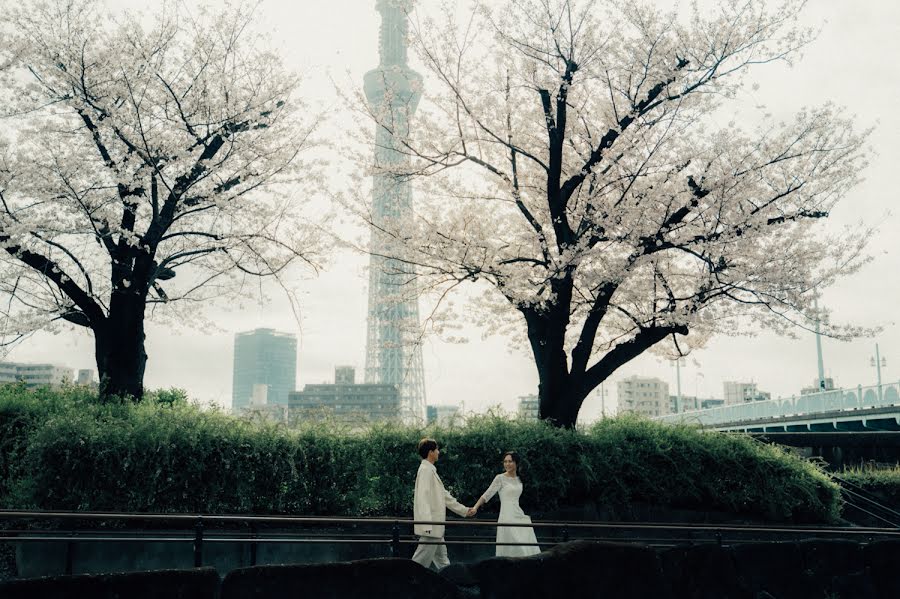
[411,536,450,569]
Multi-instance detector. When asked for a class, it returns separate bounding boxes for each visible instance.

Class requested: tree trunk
[537,372,589,429]
[525,298,586,429]
[95,292,148,401]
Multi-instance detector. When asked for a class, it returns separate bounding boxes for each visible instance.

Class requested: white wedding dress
[480,474,541,557]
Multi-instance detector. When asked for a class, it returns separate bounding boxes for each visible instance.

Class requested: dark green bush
[0,387,840,522]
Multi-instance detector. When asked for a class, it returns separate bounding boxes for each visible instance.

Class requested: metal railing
[3,509,900,575]
[655,382,900,428]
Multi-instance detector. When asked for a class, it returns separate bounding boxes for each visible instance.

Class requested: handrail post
[193,517,204,567]
[562,524,569,543]
[249,522,257,566]
[391,521,401,558]
[715,531,723,546]
[65,534,74,575]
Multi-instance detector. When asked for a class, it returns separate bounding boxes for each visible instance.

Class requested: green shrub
[0,387,841,522]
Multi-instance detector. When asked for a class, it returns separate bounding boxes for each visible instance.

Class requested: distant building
[335,366,355,385]
[723,381,771,405]
[617,376,670,418]
[669,395,700,413]
[0,362,73,388]
[76,369,95,386]
[232,328,297,412]
[288,366,400,426]
[801,377,836,395]
[250,383,268,406]
[517,395,540,421]
[427,404,462,427]
[700,398,726,410]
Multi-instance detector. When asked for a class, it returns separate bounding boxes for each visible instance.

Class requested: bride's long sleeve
[480,474,503,504]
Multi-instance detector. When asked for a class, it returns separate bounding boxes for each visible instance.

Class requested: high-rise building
[723,381,771,405]
[363,0,427,424]
[0,362,73,388]
[288,366,400,427]
[617,376,670,418]
[232,328,297,411]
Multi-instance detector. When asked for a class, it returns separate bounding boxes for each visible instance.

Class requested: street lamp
[870,344,887,402]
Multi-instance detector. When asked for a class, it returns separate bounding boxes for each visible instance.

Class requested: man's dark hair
[418,438,438,459]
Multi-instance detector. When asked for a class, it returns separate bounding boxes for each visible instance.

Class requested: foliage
[347,0,871,426]
[0,388,839,522]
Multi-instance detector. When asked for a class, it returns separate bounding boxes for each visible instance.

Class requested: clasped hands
[465,506,479,518]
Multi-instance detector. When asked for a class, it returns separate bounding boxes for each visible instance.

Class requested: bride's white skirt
[496,513,541,557]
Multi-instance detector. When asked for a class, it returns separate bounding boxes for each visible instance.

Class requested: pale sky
[4,1,899,421]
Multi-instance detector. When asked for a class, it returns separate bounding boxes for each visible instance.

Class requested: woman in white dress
[471,451,541,557]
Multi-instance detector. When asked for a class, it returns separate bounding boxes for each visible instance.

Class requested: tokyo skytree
[363,0,426,423]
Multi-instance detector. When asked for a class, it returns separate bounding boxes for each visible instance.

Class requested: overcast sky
[5,0,899,421]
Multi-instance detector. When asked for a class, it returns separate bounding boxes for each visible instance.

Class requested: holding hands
[465,506,478,517]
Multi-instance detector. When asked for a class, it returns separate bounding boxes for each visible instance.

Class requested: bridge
[655,382,900,432]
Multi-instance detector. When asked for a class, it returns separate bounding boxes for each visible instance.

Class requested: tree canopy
[0,0,323,398]
[349,0,870,426]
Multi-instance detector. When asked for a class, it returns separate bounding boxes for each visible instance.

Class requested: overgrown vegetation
[839,466,900,510]
[0,386,840,523]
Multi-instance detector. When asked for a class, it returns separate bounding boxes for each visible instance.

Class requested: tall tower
[363,0,426,423]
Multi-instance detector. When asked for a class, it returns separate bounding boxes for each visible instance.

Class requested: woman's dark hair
[503,451,522,477]
[418,438,438,459]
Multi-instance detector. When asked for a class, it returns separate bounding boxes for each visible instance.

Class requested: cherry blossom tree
[351,0,871,427]
[0,0,323,400]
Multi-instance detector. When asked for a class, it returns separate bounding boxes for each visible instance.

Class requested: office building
[0,361,73,388]
[232,328,297,411]
[288,366,400,426]
[617,376,670,418]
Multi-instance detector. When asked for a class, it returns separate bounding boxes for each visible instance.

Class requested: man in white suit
[411,438,474,569]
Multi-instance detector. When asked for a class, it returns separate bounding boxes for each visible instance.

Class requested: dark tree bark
[95,292,149,400]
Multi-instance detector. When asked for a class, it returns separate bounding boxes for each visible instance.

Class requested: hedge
[0,385,841,523]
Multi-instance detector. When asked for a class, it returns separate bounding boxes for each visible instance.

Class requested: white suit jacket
[413,459,468,538]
